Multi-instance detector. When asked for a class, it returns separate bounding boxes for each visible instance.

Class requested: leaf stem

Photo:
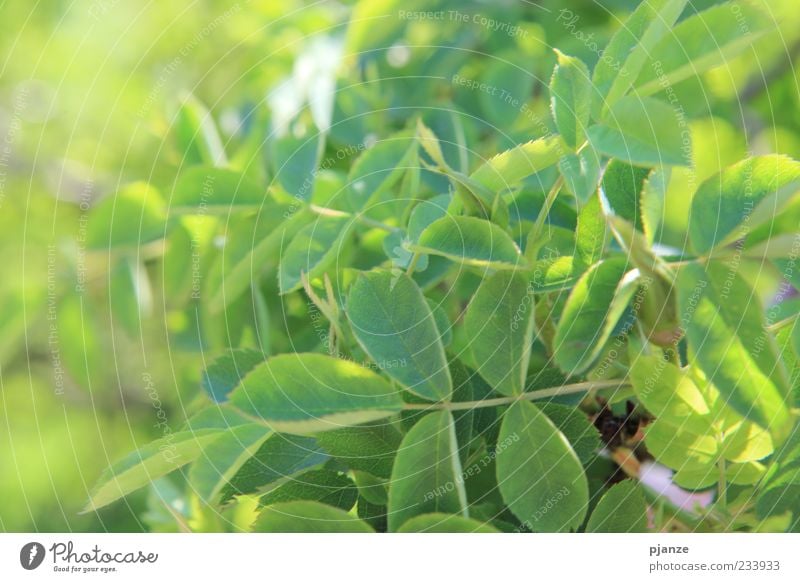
[403,379,629,411]
[406,252,422,277]
[717,456,727,510]
[768,312,799,333]
[526,175,564,255]
[308,204,399,233]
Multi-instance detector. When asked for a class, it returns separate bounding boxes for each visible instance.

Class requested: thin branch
[403,379,629,411]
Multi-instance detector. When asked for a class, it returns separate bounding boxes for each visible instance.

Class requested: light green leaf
[171,167,264,213]
[174,94,227,167]
[347,270,452,401]
[411,216,527,270]
[470,136,564,192]
[634,2,772,96]
[207,201,311,312]
[86,182,167,250]
[464,271,536,396]
[591,0,687,116]
[229,353,403,434]
[689,156,800,255]
[397,513,500,533]
[85,429,223,511]
[252,501,374,532]
[497,401,589,532]
[550,50,592,150]
[630,353,711,432]
[677,263,791,435]
[600,160,652,231]
[387,411,467,531]
[559,148,601,203]
[586,480,648,532]
[553,258,641,375]
[201,348,264,403]
[188,424,272,504]
[278,216,353,294]
[588,96,690,166]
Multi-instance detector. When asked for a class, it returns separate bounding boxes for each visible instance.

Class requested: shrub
[84,0,800,532]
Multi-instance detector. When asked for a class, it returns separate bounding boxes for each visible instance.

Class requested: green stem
[768,312,799,333]
[528,175,564,253]
[403,379,629,411]
[308,204,398,233]
[718,455,727,511]
[406,252,422,277]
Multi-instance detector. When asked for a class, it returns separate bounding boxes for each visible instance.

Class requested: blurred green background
[1,0,798,531]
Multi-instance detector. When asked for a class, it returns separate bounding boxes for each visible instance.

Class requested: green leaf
[407,194,450,243]
[86,182,167,250]
[207,201,311,312]
[316,423,402,479]
[252,501,374,532]
[259,470,358,511]
[479,58,535,127]
[539,402,602,466]
[269,122,323,202]
[496,401,589,532]
[397,513,500,533]
[464,271,536,396]
[600,160,652,232]
[201,348,264,403]
[630,354,711,431]
[427,298,452,348]
[171,167,264,213]
[553,258,641,375]
[586,480,648,532]
[229,353,404,434]
[591,0,687,116]
[550,50,592,150]
[470,136,564,192]
[689,156,800,255]
[219,434,328,502]
[574,194,607,272]
[188,424,272,504]
[387,411,467,531]
[347,270,452,401]
[346,130,416,212]
[677,263,791,434]
[174,94,227,167]
[411,216,527,270]
[588,96,690,167]
[634,2,772,97]
[278,216,353,294]
[558,148,601,203]
[85,429,223,511]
